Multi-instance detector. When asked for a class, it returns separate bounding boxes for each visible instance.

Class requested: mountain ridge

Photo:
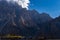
[0,1,53,37]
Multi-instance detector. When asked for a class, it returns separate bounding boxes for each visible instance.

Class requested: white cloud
[6,0,30,9]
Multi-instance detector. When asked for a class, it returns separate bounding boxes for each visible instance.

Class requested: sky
[29,0,60,18]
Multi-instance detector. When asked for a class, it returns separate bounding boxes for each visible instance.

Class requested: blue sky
[29,0,60,18]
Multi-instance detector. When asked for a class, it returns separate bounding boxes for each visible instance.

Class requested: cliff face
[37,16,60,39]
[0,1,52,36]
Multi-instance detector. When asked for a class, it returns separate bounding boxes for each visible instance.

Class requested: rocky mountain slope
[0,0,52,37]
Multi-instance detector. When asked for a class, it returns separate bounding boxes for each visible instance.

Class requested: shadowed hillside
[1,0,60,40]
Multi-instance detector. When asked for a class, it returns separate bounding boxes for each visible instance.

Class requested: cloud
[8,0,30,9]
[1,0,30,9]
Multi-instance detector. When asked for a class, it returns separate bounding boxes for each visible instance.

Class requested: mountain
[36,16,60,39]
[39,13,52,23]
[0,1,52,37]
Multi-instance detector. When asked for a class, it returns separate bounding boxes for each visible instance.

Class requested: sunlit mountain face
[0,0,60,40]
